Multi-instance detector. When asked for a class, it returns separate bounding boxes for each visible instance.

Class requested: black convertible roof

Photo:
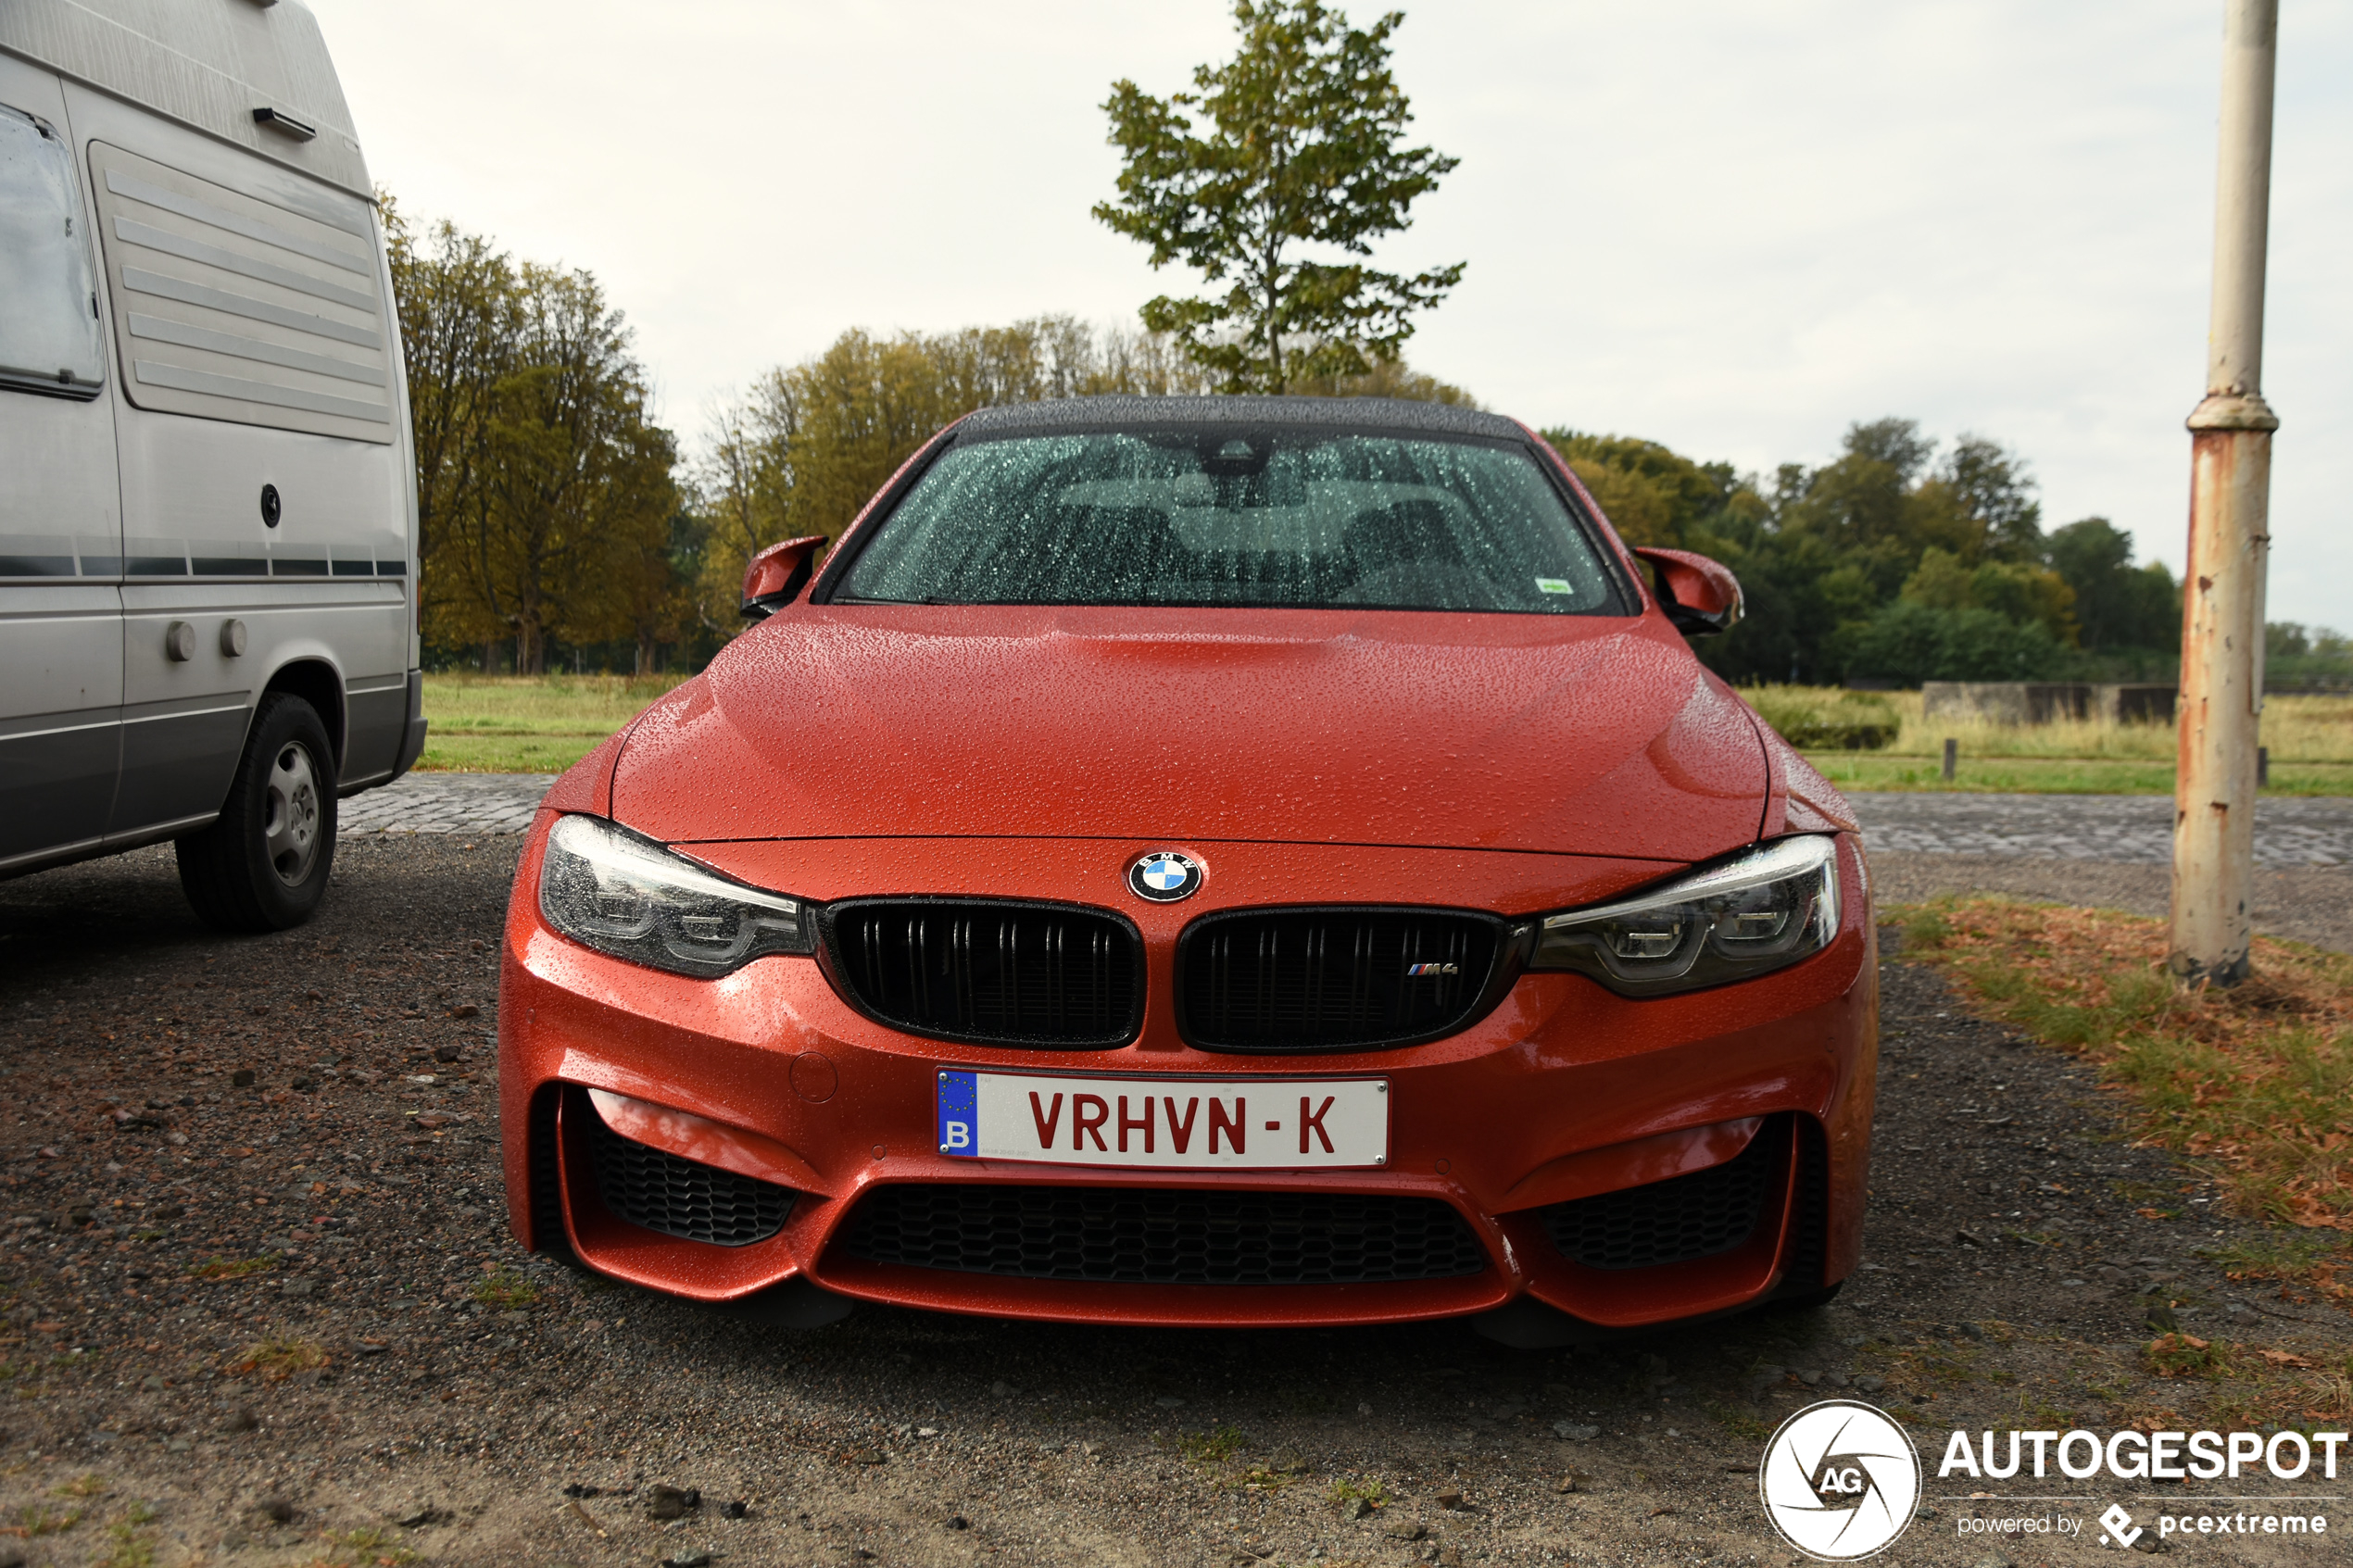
[952,395,1526,442]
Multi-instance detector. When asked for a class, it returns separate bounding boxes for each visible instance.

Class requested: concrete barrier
[1921,682,2177,725]
[2098,684,2179,724]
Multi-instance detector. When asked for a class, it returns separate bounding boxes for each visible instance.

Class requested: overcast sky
[308,0,2349,625]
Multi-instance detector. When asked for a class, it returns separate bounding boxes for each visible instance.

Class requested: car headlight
[1529,835,1840,997]
[538,814,812,977]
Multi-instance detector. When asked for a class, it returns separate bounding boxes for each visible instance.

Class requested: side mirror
[1631,546,1743,637]
[741,535,828,621]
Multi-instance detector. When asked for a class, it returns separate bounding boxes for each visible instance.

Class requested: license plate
[935,1071,1389,1170]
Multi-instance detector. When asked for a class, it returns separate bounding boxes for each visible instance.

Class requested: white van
[0,0,420,930]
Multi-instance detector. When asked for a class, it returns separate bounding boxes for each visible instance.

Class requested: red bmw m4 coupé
[497,395,1875,1343]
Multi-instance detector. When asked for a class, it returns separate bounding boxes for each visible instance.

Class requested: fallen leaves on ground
[1894,897,2353,1271]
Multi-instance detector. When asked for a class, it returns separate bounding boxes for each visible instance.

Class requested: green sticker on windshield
[1535,577,1573,595]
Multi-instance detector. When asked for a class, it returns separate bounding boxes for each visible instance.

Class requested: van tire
[177,693,338,932]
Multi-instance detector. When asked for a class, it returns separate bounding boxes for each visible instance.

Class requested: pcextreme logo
[1759,1400,1924,1561]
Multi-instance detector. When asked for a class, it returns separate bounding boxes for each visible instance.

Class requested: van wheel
[177,693,338,932]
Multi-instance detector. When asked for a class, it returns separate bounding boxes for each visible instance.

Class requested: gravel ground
[2,839,2347,1567]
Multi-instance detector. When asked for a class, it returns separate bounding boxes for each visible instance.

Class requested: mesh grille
[838,1184,1489,1286]
[587,1109,793,1248]
[827,900,1140,1047]
[1779,1116,1830,1295]
[528,1085,572,1260]
[1541,1123,1780,1271]
[1179,908,1505,1052]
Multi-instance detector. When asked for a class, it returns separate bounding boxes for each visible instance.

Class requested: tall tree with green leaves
[384,197,519,656]
[1095,0,1463,393]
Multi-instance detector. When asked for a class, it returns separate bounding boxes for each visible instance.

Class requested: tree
[1938,434,2045,562]
[462,264,675,674]
[2046,517,2180,653]
[384,199,520,659]
[388,207,689,672]
[576,422,688,674]
[1539,415,2171,685]
[1095,0,1463,392]
[695,377,799,640]
[1542,431,1743,549]
[1839,600,2066,685]
[1896,547,2076,644]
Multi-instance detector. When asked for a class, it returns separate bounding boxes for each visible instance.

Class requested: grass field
[412,674,2353,795]
[1755,685,2353,797]
[416,673,689,773]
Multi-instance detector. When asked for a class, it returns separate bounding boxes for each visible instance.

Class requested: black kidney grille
[1541,1123,1780,1271]
[828,901,1140,1047]
[1180,909,1504,1052]
[837,1184,1489,1286]
[587,1110,793,1248]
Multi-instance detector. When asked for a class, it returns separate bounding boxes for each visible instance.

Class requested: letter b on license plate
[935,1071,1388,1170]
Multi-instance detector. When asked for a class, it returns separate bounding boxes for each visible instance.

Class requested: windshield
[836,429,1625,614]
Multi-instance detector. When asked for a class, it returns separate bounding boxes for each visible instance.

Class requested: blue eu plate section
[937,1070,978,1158]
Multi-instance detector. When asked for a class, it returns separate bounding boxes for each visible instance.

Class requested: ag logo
[1758,1399,1921,1561]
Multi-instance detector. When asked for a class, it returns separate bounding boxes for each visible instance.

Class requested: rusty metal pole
[2171,0,2280,985]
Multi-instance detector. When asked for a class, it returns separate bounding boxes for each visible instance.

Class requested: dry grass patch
[471,1268,538,1311]
[1897,896,2353,1237]
[1743,687,2353,794]
[230,1334,329,1381]
[3,1502,82,1537]
[1902,896,2353,1374]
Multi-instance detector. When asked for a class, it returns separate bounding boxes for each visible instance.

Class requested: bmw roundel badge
[1127,850,1202,903]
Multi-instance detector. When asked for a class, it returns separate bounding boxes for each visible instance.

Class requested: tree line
[384,0,1478,674]
[390,208,1467,673]
[1549,420,2185,687]
[391,0,2332,693]
[388,211,2182,684]
[386,205,684,676]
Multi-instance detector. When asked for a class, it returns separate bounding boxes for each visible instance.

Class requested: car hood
[610,605,1768,862]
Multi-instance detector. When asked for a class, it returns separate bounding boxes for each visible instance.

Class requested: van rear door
[0,67,121,874]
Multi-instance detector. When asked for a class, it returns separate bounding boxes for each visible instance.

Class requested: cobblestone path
[338,771,553,835]
[1847,791,2353,867]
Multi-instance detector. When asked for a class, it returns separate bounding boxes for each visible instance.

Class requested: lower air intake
[1540,1120,1780,1271]
[586,1107,793,1248]
[838,1185,1488,1285]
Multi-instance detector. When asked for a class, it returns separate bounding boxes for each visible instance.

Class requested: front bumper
[498,820,1877,1331]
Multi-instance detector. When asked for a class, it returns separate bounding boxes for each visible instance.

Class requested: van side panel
[67,82,409,831]
[87,142,396,444]
[0,581,126,870]
[0,0,371,200]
